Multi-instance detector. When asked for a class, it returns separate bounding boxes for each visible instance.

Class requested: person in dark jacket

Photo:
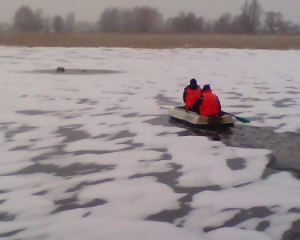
[196,84,221,116]
[183,78,202,112]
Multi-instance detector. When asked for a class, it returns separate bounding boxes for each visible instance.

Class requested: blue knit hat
[202,84,211,91]
[190,78,197,85]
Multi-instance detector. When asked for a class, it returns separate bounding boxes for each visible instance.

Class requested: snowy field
[0,47,300,240]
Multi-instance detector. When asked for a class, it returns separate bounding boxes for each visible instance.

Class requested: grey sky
[0,0,299,24]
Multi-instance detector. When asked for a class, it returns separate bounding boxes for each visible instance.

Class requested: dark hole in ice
[56,67,65,72]
[227,158,246,170]
[24,68,123,75]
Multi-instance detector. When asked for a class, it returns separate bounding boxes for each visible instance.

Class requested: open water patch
[221,125,300,173]
[16,110,54,115]
[23,68,122,75]
[151,113,300,174]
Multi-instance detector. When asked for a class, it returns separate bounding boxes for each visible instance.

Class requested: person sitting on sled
[196,84,221,117]
[183,78,202,112]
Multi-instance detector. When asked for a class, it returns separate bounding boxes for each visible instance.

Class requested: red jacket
[199,89,221,116]
[184,87,202,109]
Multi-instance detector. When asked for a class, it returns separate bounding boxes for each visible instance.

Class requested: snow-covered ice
[0,47,300,240]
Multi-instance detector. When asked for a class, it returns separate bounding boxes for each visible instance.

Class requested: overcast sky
[0,0,299,24]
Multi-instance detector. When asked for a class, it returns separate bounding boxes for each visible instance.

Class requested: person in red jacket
[183,78,202,112]
[197,84,221,117]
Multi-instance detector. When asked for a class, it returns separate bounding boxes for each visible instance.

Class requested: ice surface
[0,46,300,239]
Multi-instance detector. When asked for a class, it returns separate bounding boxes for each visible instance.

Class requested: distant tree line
[1,0,299,34]
[11,6,77,33]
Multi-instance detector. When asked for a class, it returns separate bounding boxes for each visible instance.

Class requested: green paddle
[222,111,251,123]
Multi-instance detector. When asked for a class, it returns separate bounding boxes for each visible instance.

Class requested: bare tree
[230,15,244,34]
[239,0,262,33]
[98,6,163,33]
[166,12,204,33]
[98,8,121,32]
[133,6,163,32]
[52,15,65,33]
[165,14,183,32]
[121,9,135,32]
[278,20,295,34]
[34,9,52,32]
[264,12,283,33]
[65,12,76,32]
[214,13,232,33]
[14,5,42,32]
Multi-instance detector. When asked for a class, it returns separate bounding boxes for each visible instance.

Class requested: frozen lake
[0,47,300,240]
